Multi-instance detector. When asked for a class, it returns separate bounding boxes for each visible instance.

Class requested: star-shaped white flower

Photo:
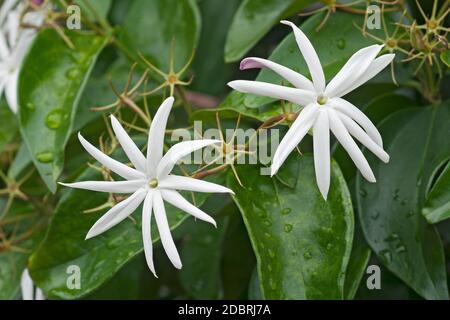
[0,0,46,112]
[21,268,45,300]
[60,97,234,277]
[228,20,394,199]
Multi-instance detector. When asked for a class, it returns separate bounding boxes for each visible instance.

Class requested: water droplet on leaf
[284,223,293,233]
[45,109,67,130]
[36,151,54,163]
[336,38,346,49]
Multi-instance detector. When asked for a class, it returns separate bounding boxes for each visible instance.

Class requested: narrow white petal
[159,175,234,194]
[240,57,315,91]
[59,180,145,194]
[35,288,45,300]
[271,104,318,176]
[280,20,326,92]
[161,189,216,227]
[153,191,182,269]
[328,109,376,182]
[338,112,389,163]
[328,97,383,147]
[86,189,147,239]
[110,115,146,172]
[339,54,395,97]
[142,192,157,277]
[20,269,33,300]
[157,139,220,179]
[325,45,383,97]
[147,97,174,176]
[5,70,18,113]
[0,0,18,26]
[78,133,145,181]
[0,31,10,59]
[313,109,330,200]
[228,80,315,106]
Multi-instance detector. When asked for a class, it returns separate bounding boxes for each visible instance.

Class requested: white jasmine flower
[228,20,394,199]
[0,0,46,112]
[60,97,234,276]
[21,269,45,300]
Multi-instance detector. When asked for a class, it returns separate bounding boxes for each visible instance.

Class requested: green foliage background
[0,0,449,300]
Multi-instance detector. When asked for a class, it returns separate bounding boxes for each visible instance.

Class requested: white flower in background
[228,20,394,200]
[0,0,46,112]
[60,97,234,277]
[21,269,45,300]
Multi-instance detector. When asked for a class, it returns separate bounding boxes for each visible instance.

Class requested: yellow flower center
[148,179,158,188]
[317,94,328,105]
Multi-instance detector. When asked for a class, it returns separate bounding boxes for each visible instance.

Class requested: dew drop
[326,243,333,250]
[45,109,68,130]
[36,151,54,163]
[359,189,367,198]
[262,219,272,226]
[336,38,346,49]
[26,102,36,111]
[281,208,291,215]
[379,249,392,264]
[395,244,406,253]
[384,233,399,242]
[268,249,275,258]
[284,223,293,233]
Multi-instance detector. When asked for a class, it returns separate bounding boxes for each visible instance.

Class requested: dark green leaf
[225,0,313,62]
[423,161,450,223]
[357,102,450,299]
[121,0,201,71]
[0,101,18,153]
[228,154,354,299]
[18,30,108,192]
[179,216,228,299]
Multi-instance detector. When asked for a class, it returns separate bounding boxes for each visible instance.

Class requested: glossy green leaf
[179,216,228,299]
[29,162,221,299]
[357,102,450,299]
[0,101,18,153]
[76,0,112,21]
[121,0,201,71]
[225,0,313,62]
[343,224,371,300]
[440,51,450,68]
[0,200,46,299]
[18,30,108,193]
[228,154,354,299]
[243,12,381,108]
[423,161,450,223]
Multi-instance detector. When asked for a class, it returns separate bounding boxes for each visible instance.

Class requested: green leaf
[121,0,201,71]
[0,200,46,299]
[228,154,354,299]
[76,0,112,21]
[0,101,18,153]
[243,12,380,108]
[18,30,108,193]
[179,216,228,299]
[29,165,219,299]
[225,0,313,63]
[343,224,371,300]
[440,51,450,68]
[357,102,450,299]
[423,161,450,223]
